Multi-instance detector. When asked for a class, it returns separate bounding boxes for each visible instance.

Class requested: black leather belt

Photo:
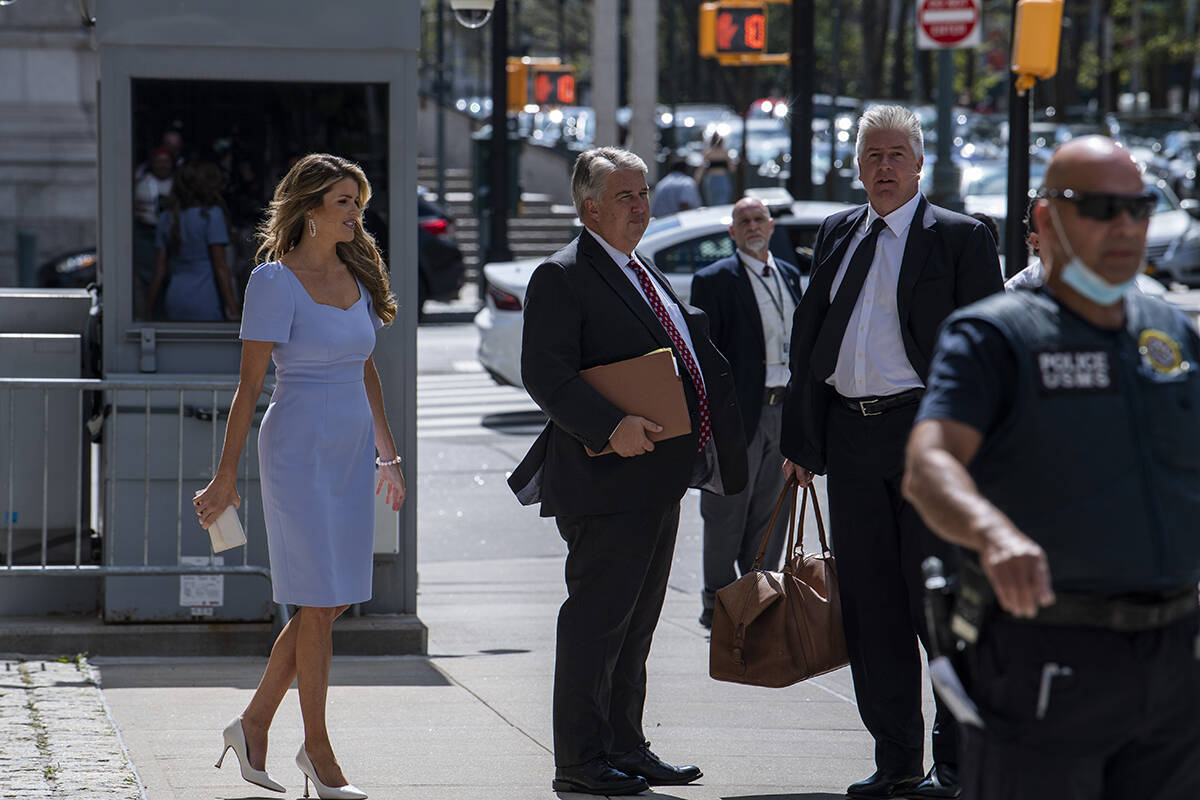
[1024,589,1199,633]
[838,388,924,416]
[764,386,787,406]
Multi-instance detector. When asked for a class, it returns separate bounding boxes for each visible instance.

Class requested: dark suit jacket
[690,253,802,439]
[509,228,749,518]
[780,195,1002,474]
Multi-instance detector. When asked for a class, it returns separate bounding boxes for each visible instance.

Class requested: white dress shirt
[586,227,706,392]
[738,249,794,387]
[826,192,927,398]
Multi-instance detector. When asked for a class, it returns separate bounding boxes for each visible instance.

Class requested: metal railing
[0,377,289,630]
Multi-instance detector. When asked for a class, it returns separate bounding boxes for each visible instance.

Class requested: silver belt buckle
[858,399,882,416]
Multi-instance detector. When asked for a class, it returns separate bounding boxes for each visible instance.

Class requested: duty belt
[764,386,787,406]
[1023,589,1199,633]
[838,388,924,417]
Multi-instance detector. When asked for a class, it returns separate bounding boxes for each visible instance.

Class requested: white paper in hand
[206,506,246,553]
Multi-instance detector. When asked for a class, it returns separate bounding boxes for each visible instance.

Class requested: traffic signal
[699,1,788,66]
[506,59,527,111]
[1011,0,1064,94]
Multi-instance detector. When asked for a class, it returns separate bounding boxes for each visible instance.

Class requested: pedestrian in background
[509,146,747,796]
[904,135,1200,799]
[147,161,240,321]
[195,153,405,800]
[780,104,1002,799]
[690,196,802,628]
[696,130,734,206]
[650,155,702,218]
[132,146,174,319]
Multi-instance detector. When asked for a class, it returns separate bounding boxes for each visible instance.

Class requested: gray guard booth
[97,0,420,633]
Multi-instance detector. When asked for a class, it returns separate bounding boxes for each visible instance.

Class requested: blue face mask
[1048,204,1137,306]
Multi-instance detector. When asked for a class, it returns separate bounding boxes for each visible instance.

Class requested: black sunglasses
[1039,189,1157,222]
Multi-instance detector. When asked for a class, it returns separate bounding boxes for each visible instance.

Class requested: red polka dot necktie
[628,259,711,451]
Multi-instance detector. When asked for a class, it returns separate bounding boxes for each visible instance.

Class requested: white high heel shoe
[214,717,286,793]
[295,745,367,800]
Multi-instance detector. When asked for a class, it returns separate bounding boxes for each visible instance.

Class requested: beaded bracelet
[375,455,402,467]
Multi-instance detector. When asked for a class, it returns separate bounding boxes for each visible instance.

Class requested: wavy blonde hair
[256,153,397,323]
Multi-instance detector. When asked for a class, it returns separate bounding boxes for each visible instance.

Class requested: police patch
[1034,349,1116,394]
[1138,328,1188,376]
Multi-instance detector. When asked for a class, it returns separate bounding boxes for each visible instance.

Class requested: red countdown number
[556,74,576,104]
[743,13,765,50]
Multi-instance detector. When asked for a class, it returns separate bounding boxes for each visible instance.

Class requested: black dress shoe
[611,741,703,786]
[699,607,714,629]
[906,764,960,798]
[846,770,924,798]
[552,757,648,795]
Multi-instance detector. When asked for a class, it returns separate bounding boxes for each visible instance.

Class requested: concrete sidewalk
[10,550,942,800]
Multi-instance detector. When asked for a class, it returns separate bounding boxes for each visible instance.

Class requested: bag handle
[750,476,798,571]
[789,483,831,570]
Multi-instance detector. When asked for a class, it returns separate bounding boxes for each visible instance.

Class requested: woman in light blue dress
[147,161,240,321]
[194,154,404,800]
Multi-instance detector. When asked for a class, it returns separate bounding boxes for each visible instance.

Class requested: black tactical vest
[950,289,1200,593]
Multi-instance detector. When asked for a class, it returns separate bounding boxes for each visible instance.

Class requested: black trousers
[552,501,681,767]
[963,613,1200,800]
[825,401,958,775]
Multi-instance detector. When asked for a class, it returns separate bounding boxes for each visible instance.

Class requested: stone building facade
[0,1,98,286]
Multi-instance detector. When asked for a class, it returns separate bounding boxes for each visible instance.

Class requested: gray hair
[571,147,648,216]
[855,104,924,161]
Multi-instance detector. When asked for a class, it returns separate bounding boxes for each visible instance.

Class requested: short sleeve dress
[156,205,230,321]
[239,261,385,607]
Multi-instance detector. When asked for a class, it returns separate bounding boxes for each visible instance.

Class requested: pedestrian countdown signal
[699,1,789,66]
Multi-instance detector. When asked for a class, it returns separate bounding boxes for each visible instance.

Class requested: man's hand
[979,525,1056,618]
[609,415,663,457]
[782,459,815,487]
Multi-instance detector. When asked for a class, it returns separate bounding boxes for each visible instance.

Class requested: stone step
[455,217,577,232]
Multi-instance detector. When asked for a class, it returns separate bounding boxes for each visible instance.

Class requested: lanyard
[742,256,790,325]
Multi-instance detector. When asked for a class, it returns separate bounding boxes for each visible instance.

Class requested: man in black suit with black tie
[780,105,1002,799]
[690,196,803,628]
[509,146,748,796]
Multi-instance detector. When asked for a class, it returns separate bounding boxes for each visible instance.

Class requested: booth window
[130,79,389,323]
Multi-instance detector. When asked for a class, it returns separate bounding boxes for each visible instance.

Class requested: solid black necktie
[811,216,888,381]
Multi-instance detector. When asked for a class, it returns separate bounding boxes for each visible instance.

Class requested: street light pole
[932,49,962,211]
[486,0,513,266]
[788,0,814,200]
[436,0,447,206]
[1005,0,1031,278]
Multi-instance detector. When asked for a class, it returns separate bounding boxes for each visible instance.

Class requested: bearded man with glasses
[904,136,1200,799]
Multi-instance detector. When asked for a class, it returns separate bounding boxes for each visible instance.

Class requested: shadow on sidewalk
[96,656,451,689]
[723,794,845,800]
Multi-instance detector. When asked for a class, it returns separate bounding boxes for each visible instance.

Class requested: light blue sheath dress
[240,261,383,607]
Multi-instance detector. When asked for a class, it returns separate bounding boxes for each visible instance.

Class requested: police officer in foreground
[902,136,1200,799]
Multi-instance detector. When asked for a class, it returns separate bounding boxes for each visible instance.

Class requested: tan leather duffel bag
[709,478,848,687]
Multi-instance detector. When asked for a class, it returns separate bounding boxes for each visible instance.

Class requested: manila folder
[580,347,691,457]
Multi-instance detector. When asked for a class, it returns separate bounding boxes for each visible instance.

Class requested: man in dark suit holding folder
[509,147,747,796]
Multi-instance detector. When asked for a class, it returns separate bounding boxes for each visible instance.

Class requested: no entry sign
[917,0,981,50]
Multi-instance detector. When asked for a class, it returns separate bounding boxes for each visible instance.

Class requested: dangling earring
[308,218,317,238]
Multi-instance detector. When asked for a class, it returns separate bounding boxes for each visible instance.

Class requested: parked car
[416,188,467,310]
[37,248,97,288]
[475,197,854,388]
